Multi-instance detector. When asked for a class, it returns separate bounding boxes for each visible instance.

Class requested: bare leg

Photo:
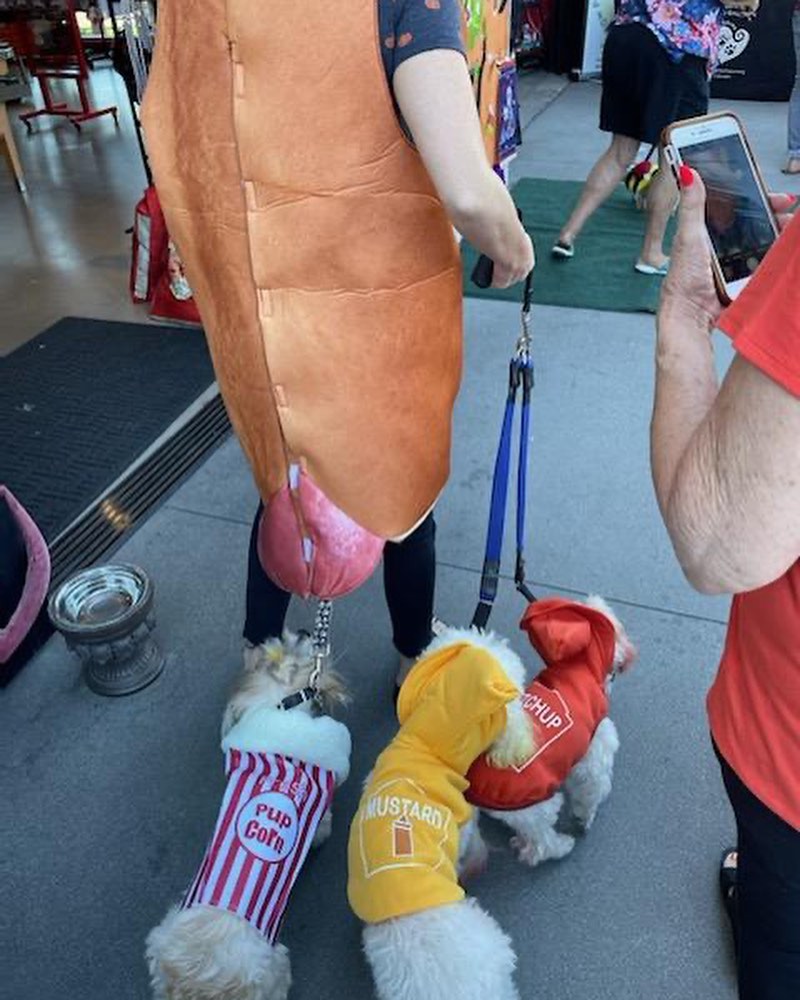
[558,134,641,247]
[638,146,677,270]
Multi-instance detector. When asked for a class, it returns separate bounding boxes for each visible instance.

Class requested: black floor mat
[0,317,215,541]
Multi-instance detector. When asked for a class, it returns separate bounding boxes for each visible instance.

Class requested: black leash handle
[470,207,529,289]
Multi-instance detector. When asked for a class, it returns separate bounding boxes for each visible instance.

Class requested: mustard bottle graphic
[392,815,414,858]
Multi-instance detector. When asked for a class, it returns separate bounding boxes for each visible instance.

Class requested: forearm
[651,305,724,590]
[393,50,531,280]
[650,173,800,594]
[448,170,530,266]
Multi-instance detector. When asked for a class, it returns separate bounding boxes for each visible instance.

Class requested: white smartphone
[663,112,779,303]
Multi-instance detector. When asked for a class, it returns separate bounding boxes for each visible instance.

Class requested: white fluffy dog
[468,596,636,868]
[146,633,351,1000]
[347,628,536,1000]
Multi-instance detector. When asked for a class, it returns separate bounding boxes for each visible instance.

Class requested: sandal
[719,848,740,953]
[551,239,575,260]
[635,259,670,276]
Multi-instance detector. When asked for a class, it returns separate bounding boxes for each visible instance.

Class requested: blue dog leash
[471,267,536,631]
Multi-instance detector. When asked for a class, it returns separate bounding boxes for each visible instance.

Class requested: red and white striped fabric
[182,749,334,943]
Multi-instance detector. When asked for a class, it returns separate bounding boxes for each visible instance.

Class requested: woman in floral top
[552,0,724,275]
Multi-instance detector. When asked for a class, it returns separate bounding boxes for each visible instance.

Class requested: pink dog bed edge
[0,486,52,663]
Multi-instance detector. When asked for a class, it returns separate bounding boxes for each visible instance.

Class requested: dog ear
[584,595,637,674]
[315,668,351,715]
[485,700,537,769]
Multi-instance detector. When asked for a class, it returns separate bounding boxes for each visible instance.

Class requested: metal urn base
[49,564,165,696]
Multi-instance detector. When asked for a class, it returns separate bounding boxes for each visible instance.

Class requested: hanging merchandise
[462,0,520,169]
[711,0,794,102]
[463,0,484,49]
[496,57,521,164]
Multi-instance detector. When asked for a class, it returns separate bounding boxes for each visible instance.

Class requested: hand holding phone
[663,112,778,304]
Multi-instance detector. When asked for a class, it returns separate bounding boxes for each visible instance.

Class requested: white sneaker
[551,239,575,259]
[634,259,670,276]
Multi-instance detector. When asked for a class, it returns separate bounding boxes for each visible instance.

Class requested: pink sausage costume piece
[182,708,351,942]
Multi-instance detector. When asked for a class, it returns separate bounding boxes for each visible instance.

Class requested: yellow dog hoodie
[347,638,522,923]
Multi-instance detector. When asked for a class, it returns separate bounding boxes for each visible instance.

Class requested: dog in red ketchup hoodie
[467,596,636,867]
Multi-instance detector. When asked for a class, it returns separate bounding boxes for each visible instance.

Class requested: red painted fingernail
[679,165,694,189]
[788,194,798,204]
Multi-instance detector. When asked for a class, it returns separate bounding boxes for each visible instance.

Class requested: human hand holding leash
[471,207,535,289]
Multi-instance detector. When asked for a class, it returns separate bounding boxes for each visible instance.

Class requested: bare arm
[651,172,800,593]
[393,49,534,289]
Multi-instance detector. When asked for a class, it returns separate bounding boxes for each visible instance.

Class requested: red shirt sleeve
[717,209,800,398]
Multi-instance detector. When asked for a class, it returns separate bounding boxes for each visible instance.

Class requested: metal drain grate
[49,392,232,591]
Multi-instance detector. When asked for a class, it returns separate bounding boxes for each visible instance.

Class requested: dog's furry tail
[146,905,291,1000]
[362,899,520,1000]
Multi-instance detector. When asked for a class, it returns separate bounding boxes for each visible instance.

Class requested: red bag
[149,239,202,326]
[130,186,202,325]
[130,186,168,304]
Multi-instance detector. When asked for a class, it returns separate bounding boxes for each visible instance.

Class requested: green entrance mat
[461,178,673,314]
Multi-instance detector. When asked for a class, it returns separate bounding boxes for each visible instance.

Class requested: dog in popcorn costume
[347,628,536,1000]
[146,632,351,1000]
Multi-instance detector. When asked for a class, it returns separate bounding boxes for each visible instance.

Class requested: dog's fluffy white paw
[510,831,576,867]
[572,805,599,832]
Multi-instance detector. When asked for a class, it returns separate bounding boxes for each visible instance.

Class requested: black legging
[243,505,436,659]
[717,746,800,1000]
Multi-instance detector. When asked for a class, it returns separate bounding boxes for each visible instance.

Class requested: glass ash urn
[48,564,164,696]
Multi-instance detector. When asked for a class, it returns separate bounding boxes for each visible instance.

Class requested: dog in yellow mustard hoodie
[347,629,535,1000]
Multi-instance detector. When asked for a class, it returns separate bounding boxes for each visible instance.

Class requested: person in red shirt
[650,165,799,1000]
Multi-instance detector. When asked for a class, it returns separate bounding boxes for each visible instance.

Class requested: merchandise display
[711,0,795,101]
[0,0,118,128]
[462,0,522,170]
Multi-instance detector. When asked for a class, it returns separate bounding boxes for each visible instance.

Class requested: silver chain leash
[309,599,333,690]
